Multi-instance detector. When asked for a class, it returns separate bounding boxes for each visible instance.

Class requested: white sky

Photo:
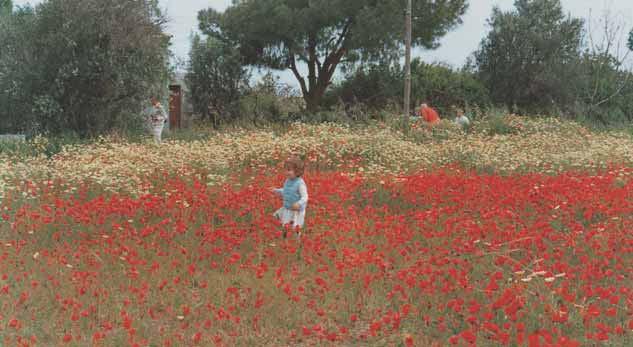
[13,0,633,87]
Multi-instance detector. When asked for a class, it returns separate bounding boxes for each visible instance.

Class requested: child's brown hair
[284,155,305,177]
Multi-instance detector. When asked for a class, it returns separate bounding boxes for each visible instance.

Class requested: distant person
[418,103,440,125]
[454,108,471,129]
[143,97,168,143]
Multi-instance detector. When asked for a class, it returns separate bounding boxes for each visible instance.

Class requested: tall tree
[186,34,250,128]
[475,0,583,110]
[198,0,468,111]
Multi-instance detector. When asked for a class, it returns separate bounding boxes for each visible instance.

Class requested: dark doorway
[169,85,182,129]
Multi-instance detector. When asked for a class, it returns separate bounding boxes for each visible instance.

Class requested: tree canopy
[198,0,468,111]
[474,0,583,111]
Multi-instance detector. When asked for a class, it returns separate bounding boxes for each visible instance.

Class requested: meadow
[0,115,632,346]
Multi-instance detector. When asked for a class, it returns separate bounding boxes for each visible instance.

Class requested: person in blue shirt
[270,155,309,239]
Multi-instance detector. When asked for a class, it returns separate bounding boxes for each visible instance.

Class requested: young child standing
[271,156,309,239]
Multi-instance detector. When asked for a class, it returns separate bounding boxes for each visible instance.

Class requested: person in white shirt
[143,97,168,143]
[454,108,471,129]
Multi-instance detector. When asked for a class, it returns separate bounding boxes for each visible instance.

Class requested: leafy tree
[198,0,468,111]
[474,0,583,111]
[185,34,250,128]
[0,0,170,137]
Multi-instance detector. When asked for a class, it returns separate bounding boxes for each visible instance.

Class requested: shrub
[237,74,303,125]
[329,60,490,117]
[410,59,490,113]
[328,64,402,111]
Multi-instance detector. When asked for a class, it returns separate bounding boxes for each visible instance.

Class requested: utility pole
[403,0,412,129]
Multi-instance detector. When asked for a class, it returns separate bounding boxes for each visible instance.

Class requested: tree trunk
[304,94,319,112]
[303,85,327,112]
[288,27,349,113]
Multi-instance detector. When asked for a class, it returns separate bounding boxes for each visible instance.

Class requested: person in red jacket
[418,103,440,125]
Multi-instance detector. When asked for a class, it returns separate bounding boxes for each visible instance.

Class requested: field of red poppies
[1,165,632,346]
[0,160,633,346]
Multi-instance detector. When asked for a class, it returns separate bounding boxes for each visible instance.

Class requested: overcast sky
[13,0,633,86]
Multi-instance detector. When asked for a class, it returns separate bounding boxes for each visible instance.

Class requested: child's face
[284,167,296,179]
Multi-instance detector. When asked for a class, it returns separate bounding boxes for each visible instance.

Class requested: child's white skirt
[151,125,164,142]
[273,207,305,228]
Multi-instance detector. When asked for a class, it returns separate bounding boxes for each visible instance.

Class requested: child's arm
[297,180,308,210]
[159,105,169,122]
[271,187,283,195]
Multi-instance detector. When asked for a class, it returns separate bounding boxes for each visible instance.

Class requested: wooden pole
[403,0,412,129]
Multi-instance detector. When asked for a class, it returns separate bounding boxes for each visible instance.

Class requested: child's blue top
[275,177,308,211]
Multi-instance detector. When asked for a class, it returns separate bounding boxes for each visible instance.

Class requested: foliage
[329,60,489,115]
[0,0,10,16]
[198,0,468,111]
[0,0,170,137]
[410,59,490,113]
[186,34,250,128]
[570,53,633,125]
[474,111,521,136]
[0,5,37,134]
[569,13,633,125]
[474,0,584,111]
[237,73,303,125]
[327,64,402,111]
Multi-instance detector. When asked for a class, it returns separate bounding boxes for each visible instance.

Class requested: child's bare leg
[281,223,290,239]
[295,226,302,240]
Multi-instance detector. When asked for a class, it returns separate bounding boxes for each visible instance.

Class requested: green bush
[0,133,87,159]
[237,74,303,125]
[473,108,520,137]
[410,59,490,114]
[329,60,489,117]
[569,54,633,127]
[327,64,402,111]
